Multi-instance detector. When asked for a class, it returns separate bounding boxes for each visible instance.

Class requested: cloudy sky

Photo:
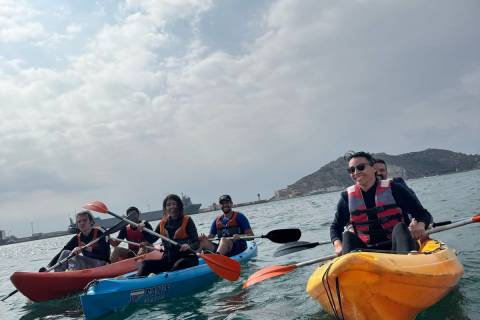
[1,0,479,236]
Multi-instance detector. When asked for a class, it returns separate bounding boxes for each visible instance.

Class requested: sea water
[1,170,479,319]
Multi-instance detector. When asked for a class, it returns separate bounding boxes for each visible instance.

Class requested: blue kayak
[80,242,257,319]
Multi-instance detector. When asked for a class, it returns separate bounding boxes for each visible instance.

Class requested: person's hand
[232,234,240,241]
[179,244,191,252]
[137,222,145,232]
[72,246,83,255]
[198,233,208,241]
[333,240,343,256]
[139,241,149,248]
[409,219,427,241]
[38,267,47,272]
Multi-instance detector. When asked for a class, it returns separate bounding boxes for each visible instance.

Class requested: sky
[1,0,479,237]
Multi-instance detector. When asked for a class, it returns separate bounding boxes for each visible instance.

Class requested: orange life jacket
[158,215,190,242]
[215,211,242,237]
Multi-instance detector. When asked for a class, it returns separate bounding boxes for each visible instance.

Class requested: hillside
[273,149,480,199]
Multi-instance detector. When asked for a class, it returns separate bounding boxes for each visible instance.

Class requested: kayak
[10,250,163,302]
[80,242,257,320]
[306,239,464,320]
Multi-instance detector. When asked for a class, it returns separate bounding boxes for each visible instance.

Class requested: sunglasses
[347,163,370,174]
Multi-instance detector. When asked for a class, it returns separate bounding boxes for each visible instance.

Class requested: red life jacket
[347,180,404,245]
[158,215,190,242]
[77,228,99,248]
[215,211,242,237]
[126,224,146,252]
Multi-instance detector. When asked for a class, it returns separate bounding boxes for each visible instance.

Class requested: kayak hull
[306,239,463,320]
[10,251,162,302]
[80,242,257,320]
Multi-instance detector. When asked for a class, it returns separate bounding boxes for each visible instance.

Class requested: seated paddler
[41,210,110,271]
[136,194,199,277]
[330,151,432,256]
[109,206,156,262]
[199,194,253,256]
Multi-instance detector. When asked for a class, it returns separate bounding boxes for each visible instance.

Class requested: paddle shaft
[105,210,181,247]
[110,237,159,252]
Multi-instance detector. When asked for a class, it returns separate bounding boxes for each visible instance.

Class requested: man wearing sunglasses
[330,152,432,256]
[199,195,254,256]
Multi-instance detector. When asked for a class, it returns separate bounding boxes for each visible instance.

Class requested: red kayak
[10,251,163,302]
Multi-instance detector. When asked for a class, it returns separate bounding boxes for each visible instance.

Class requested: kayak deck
[306,239,464,320]
[81,242,257,320]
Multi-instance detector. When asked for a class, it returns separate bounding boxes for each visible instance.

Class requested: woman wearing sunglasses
[330,151,432,256]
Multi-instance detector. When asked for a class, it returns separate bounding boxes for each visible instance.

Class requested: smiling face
[220,199,233,214]
[348,156,376,190]
[373,162,388,180]
[165,198,180,219]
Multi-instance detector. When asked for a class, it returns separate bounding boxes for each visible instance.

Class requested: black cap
[126,206,140,214]
[219,195,232,203]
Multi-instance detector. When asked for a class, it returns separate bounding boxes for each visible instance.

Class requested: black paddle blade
[273,241,326,257]
[264,229,301,243]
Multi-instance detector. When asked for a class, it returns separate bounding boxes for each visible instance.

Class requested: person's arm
[236,213,254,236]
[391,182,432,226]
[142,221,157,244]
[110,227,126,247]
[208,219,217,238]
[181,218,199,251]
[47,235,77,267]
[391,182,431,240]
[330,192,350,255]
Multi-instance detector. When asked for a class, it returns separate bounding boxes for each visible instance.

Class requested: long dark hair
[162,194,184,215]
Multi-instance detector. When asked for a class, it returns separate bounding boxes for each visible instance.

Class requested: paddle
[1,215,129,302]
[83,201,241,281]
[243,212,480,288]
[210,228,301,244]
[273,240,331,257]
[272,216,478,257]
[110,237,162,252]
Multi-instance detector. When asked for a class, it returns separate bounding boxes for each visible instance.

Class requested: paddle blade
[473,213,480,223]
[243,264,297,289]
[264,229,301,243]
[273,241,322,257]
[200,253,241,281]
[83,201,108,213]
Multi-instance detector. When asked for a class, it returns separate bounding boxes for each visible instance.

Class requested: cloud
[0,0,479,236]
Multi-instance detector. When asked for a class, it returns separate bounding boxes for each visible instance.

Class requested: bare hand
[72,247,83,255]
[409,219,427,241]
[333,240,343,256]
[137,222,145,232]
[198,234,208,241]
[232,234,240,241]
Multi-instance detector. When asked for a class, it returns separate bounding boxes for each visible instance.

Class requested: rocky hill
[273,149,480,199]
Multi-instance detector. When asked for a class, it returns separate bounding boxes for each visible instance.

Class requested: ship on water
[68,194,201,234]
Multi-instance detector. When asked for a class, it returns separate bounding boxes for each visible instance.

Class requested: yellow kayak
[306,239,464,320]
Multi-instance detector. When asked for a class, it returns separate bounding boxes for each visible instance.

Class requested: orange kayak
[11,250,162,302]
[306,239,463,320]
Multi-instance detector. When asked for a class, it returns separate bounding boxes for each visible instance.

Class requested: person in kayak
[42,211,110,271]
[198,194,254,256]
[373,158,433,224]
[136,194,200,277]
[330,151,432,256]
[109,206,157,262]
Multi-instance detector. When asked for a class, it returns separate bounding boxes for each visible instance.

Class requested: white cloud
[0,0,479,236]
